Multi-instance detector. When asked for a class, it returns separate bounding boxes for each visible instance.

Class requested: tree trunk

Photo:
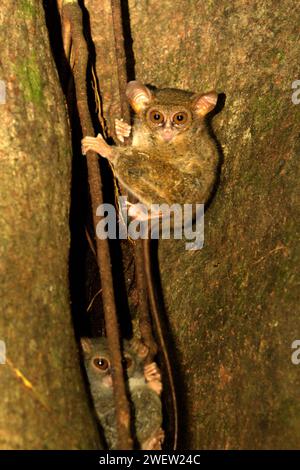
[126,0,300,449]
[2,0,299,451]
[0,0,101,449]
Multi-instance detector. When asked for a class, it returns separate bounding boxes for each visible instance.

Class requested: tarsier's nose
[162,121,173,141]
[103,374,113,388]
[162,129,173,142]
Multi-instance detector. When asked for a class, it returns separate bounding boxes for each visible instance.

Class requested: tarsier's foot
[81,133,115,160]
[144,362,163,395]
[141,428,165,450]
[125,200,149,222]
[115,118,131,143]
[125,200,162,223]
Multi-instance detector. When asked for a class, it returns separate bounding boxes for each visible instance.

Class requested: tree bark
[2,0,299,451]
[126,0,300,449]
[0,0,101,449]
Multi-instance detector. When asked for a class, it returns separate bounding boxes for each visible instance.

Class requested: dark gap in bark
[43,1,101,338]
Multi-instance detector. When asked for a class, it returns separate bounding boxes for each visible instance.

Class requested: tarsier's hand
[115,118,131,143]
[144,362,163,395]
[81,133,115,160]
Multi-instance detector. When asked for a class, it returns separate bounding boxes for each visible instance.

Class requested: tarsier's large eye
[93,356,110,371]
[149,110,164,124]
[173,112,188,125]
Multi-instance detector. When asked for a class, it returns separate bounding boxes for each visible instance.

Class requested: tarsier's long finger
[115,118,131,142]
[145,362,160,375]
[144,363,161,382]
[116,124,131,135]
[147,374,161,384]
[81,136,101,154]
[81,143,100,155]
[81,134,114,159]
[115,130,131,143]
[146,368,161,378]
[115,118,131,133]
[146,372,161,382]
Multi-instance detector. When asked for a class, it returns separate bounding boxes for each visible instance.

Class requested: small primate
[81,81,218,221]
[81,337,164,450]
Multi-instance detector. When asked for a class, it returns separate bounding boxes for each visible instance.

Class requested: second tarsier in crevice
[81,337,164,450]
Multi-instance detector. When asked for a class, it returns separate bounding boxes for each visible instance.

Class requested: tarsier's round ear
[192,91,218,117]
[126,81,152,113]
[81,337,92,353]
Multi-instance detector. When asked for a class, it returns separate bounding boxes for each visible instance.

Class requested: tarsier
[81,80,219,222]
[81,337,164,450]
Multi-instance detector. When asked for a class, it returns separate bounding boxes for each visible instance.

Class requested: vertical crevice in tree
[61,1,133,450]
